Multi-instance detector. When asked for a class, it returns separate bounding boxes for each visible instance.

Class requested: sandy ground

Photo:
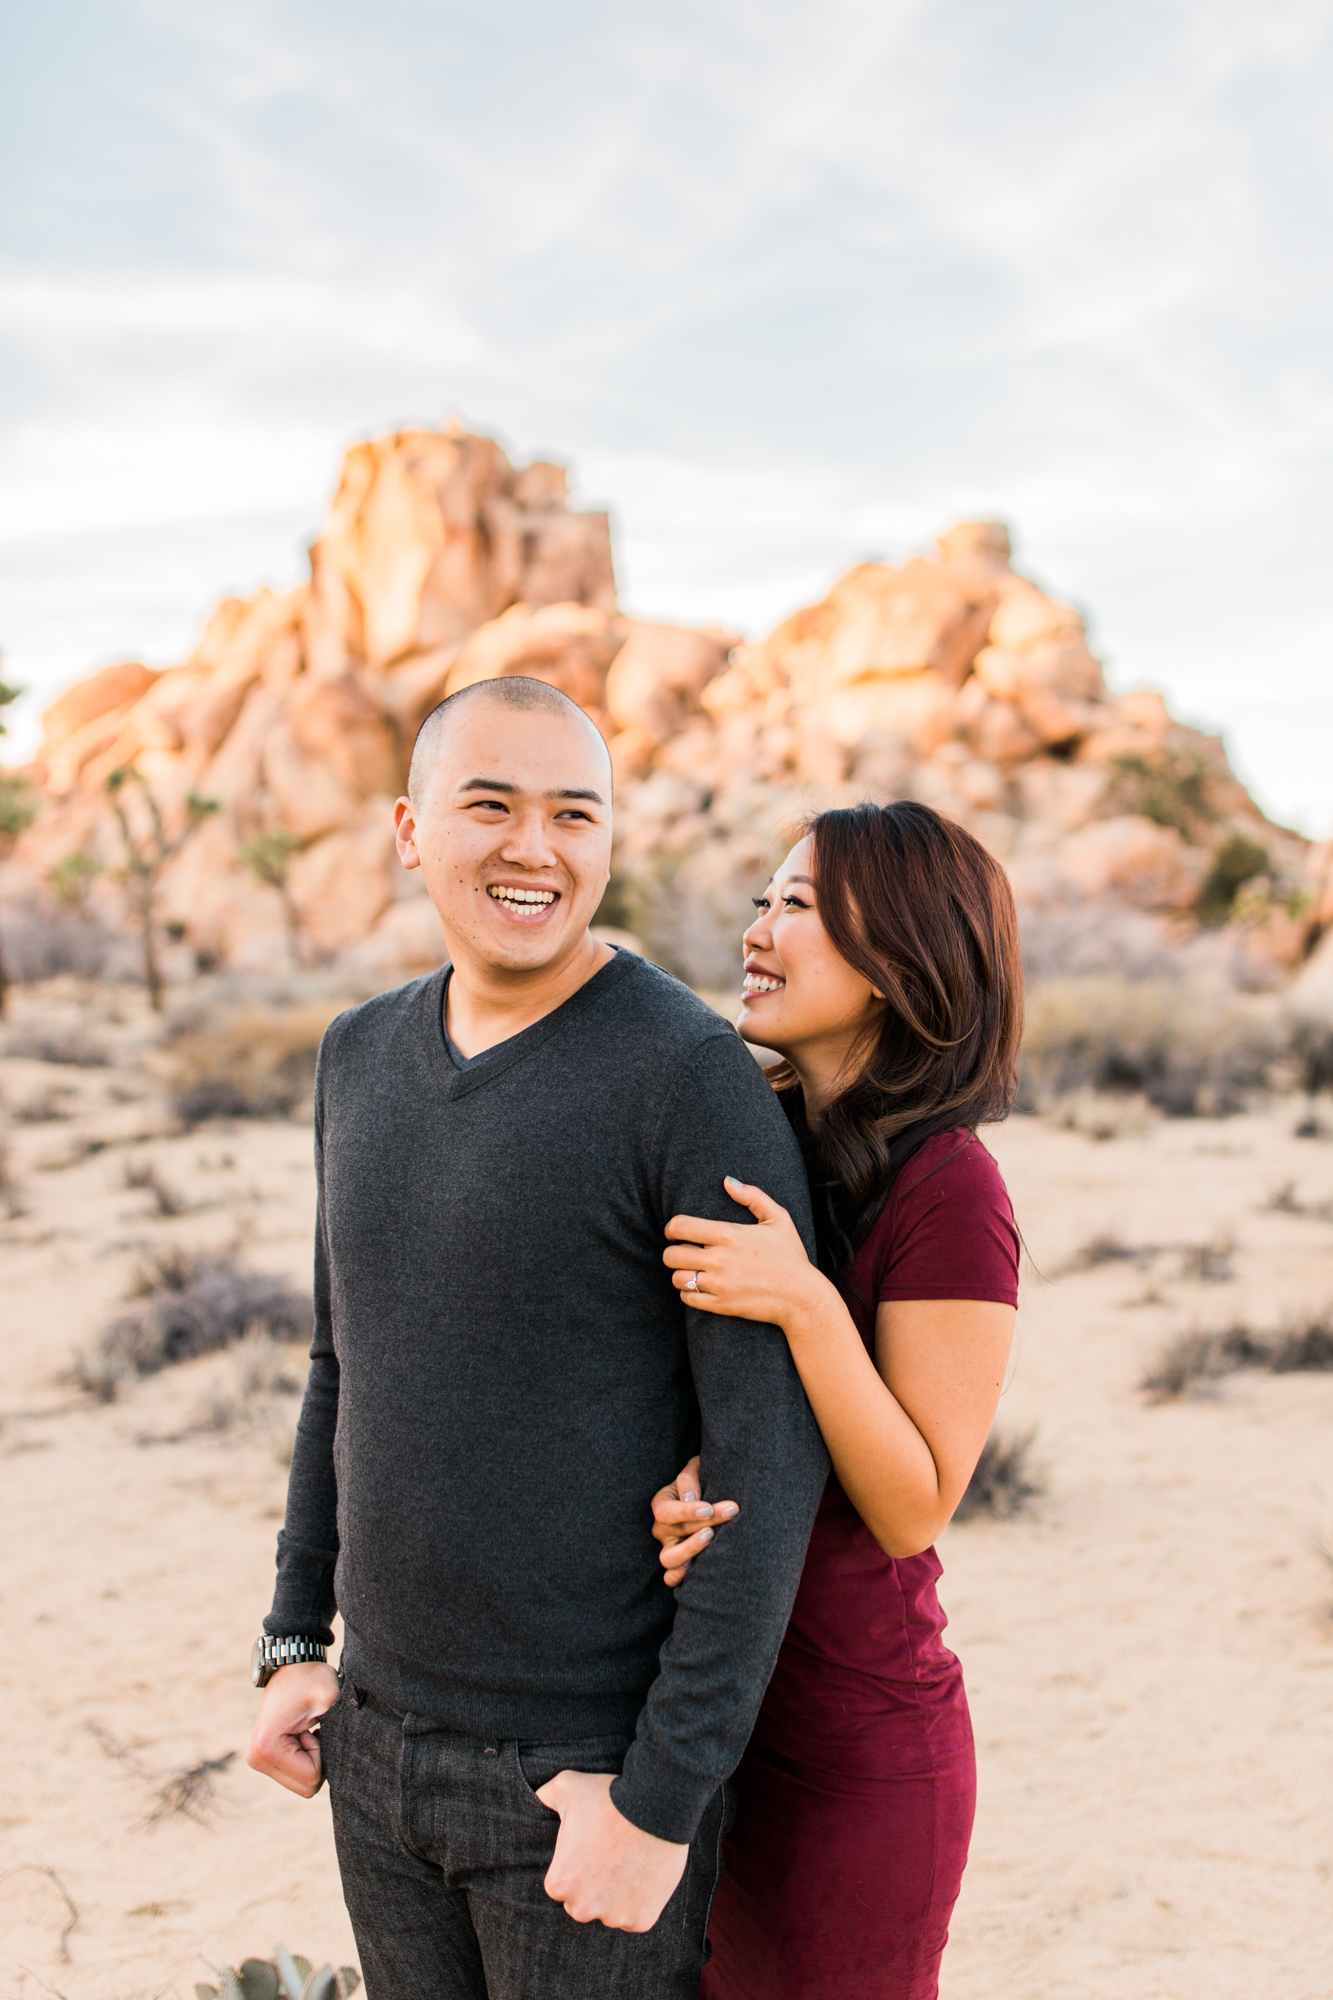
[1,982,1331,2000]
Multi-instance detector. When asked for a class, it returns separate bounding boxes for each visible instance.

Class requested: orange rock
[1051,817,1210,910]
[605,623,729,743]
[41,662,159,752]
[445,601,625,719]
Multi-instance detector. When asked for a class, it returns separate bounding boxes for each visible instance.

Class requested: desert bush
[1196,835,1271,928]
[169,1001,344,1124]
[1104,747,1218,837]
[0,1133,24,1219]
[1141,1309,1333,1399]
[0,897,119,982]
[1019,976,1281,1116]
[189,1334,304,1437]
[1064,1230,1144,1271]
[12,1086,75,1122]
[953,1427,1044,1522]
[73,1247,312,1397]
[2,1023,110,1066]
[197,1946,360,2000]
[123,1156,188,1216]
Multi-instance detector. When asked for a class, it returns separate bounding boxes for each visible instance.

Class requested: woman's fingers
[723,1176,790,1226]
[652,1498,739,1544]
[676,1455,701,1502]
[662,1242,716,1269]
[659,1525,715,1568]
[664,1214,739,1246]
[652,1493,718,1529]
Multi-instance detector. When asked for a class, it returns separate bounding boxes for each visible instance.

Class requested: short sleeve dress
[698,1129,1020,2000]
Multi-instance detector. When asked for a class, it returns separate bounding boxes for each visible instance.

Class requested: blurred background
[3,0,1331,833]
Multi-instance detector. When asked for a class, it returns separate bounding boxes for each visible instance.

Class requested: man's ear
[394,796,421,871]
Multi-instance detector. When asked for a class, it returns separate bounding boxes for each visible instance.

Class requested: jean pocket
[514,1735,632,1814]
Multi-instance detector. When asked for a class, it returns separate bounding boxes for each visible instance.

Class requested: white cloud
[1,0,1330,833]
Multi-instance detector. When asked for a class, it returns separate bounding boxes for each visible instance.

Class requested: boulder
[7,429,1312,983]
[444,601,626,721]
[41,661,159,751]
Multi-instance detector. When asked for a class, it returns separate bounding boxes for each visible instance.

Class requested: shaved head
[409,677,611,807]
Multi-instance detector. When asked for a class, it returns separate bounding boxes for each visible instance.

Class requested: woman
[654,800,1022,2000]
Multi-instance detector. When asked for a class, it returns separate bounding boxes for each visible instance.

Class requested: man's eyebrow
[454,777,606,805]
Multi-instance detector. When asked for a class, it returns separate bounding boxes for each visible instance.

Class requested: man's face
[394,698,613,978]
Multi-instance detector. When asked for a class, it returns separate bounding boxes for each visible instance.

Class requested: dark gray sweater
[267,948,829,1842]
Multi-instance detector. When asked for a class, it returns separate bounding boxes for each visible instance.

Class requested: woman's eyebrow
[782,874,815,887]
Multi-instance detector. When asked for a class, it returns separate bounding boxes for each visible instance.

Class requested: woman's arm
[664,1177,1014,1559]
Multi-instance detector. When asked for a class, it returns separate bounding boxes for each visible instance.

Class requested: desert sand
[2,982,1331,2000]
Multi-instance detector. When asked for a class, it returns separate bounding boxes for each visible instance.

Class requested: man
[247,676,828,1999]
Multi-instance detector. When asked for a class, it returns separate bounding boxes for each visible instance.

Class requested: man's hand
[537,1770,688,1932]
[246,1661,341,1798]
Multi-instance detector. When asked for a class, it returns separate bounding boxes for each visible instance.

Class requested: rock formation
[5,422,1326,991]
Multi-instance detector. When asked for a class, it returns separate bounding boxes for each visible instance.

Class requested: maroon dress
[699,1130,1020,2000]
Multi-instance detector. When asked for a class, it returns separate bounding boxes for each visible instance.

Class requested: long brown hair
[768,801,1023,1270]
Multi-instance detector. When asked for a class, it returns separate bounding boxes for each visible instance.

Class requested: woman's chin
[736,1003,789,1058]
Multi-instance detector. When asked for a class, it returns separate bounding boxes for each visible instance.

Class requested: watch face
[251,1637,267,1687]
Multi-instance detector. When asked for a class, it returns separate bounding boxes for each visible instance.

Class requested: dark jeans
[319,1685,730,1999]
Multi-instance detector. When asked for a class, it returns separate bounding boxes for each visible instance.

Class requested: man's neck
[444,934,617,1058]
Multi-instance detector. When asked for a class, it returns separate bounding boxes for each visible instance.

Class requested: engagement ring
[683,1272,701,1292]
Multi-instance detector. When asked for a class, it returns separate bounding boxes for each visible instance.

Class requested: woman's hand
[663,1176,823,1328]
[650,1455,740,1587]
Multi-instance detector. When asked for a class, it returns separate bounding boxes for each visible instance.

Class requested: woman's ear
[871,987,886,1001]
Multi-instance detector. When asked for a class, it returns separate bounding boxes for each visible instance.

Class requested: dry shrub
[189,1334,304,1438]
[1142,1309,1333,1399]
[953,1427,1044,1523]
[169,1001,344,1124]
[72,1247,313,1398]
[12,1086,76,1123]
[196,1947,361,2000]
[3,1025,110,1067]
[1019,977,1281,1117]
[1064,1230,1145,1272]
[123,1156,188,1215]
[0,1133,23,1219]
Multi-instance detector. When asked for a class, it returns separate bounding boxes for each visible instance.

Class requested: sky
[2,0,1331,834]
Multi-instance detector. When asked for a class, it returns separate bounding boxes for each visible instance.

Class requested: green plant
[1105,747,1218,838]
[239,828,308,968]
[50,849,103,913]
[196,1946,361,2000]
[0,679,39,1015]
[106,765,219,1011]
[1196,835,1271,928]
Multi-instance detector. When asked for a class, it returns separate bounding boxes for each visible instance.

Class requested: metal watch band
[252,1633,328,1686]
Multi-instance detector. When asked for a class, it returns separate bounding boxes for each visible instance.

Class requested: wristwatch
[251,1634,328,1687]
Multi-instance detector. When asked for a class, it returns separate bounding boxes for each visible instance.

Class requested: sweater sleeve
[264,1051,341,1645]
[610,1033,830,1843]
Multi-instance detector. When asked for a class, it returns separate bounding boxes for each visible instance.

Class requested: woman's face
[737,836,885,1081]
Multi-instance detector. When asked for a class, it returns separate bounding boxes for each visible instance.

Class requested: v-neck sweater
[266,948,829,1843]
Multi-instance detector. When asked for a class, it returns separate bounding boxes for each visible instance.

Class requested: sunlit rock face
[7,425,1322,987]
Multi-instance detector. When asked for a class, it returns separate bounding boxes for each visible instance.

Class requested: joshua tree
[50,849,103,915]
[239,827,308,969]
[0,679,39,1016]
[106,765,218,1011]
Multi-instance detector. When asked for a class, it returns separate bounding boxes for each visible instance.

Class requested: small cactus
[196,1947,361,2000]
